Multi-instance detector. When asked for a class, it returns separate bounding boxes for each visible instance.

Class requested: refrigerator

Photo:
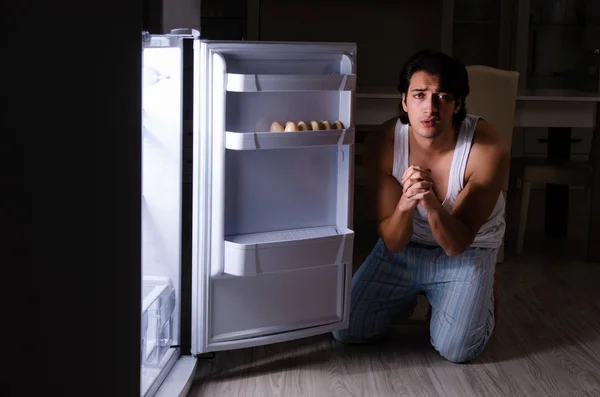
[141,29,357,397]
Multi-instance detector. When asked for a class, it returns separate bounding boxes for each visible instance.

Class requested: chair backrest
[465,65,520,190]
[465,65,520,150]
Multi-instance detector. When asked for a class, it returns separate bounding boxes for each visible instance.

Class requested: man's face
[402,70,461,139]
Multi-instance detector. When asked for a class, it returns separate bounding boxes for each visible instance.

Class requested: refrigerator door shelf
[209,305,342,344]
[226,73,356,92]
[225,128,355,150]
[207,262,350,348]
[223,226,354,276]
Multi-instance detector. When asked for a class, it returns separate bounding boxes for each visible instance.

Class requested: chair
[465,65,520,263]
[514,143,595,255]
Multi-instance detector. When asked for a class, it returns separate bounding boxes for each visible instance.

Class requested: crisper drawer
[210,262,348,342]
[224,226,354,276]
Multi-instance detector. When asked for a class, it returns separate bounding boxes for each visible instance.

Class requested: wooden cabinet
[441,0,600,93]
[441,0,514,69]
[514,0,600,92]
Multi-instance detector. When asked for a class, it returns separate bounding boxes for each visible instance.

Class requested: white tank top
[392,114,505,249]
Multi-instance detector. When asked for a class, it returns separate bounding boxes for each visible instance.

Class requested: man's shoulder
[465,117,510,181]
[380,116,400,134]
[471,117,510,158]
[366,117,398,148]
[364,117,399,175]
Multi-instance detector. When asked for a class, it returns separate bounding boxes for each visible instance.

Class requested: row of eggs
[270,120,345,132]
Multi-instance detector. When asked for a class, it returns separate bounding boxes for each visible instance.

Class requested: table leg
[545,127,571,237]
[587,103,600,262]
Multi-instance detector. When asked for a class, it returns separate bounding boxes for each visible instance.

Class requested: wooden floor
[187,189,600,397]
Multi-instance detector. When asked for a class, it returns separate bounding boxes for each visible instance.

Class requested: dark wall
[258,0,443,88]
[5,0,142,395]
[143,0,202,34]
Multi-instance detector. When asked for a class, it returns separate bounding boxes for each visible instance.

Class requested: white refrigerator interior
[141,34,184,396]
[192,41,357,354]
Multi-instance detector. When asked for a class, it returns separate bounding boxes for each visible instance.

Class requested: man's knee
[432,324,493,363]
[435,340,485,363]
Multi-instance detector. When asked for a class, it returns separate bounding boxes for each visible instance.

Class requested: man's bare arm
[375,175,415,253]
[422,120,510,256]
[365,122,425,253]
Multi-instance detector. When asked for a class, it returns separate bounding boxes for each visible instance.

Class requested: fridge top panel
[200,40,357,54]
[225,59,347,75]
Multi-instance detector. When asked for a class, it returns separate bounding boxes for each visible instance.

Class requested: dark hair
[397,50,469,125]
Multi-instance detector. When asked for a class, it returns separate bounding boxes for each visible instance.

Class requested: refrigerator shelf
[224,226,354,276]
[226,73,356,92]
[225,128,355,150]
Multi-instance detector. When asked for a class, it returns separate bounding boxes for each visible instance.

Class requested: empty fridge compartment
[226,73,356,92]
[225,128,355,150]
[141,276,176,367]
[224,226,354,276]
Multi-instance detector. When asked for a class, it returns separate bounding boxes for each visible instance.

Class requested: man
[333,50,509,363]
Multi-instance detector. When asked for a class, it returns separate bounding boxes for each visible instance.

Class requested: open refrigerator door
[141,31,197,397]
[191,40,357,355]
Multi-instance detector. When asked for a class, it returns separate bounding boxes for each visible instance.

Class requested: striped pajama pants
[333,238,497,363]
